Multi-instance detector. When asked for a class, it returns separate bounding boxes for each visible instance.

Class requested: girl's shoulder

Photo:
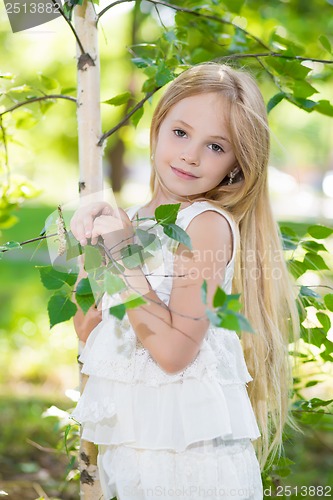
[177,200,236,232]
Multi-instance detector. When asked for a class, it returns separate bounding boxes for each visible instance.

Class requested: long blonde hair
[149,62,300,471]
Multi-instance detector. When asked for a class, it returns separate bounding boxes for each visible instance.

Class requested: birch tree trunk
[74,2,103,498]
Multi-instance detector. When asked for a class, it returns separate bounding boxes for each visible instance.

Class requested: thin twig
[26,438,58,454]
[50,0,86,55]
[0,232,58,253]
[0,94,77,117]
[97,90,158,146]
[217,52,333,64]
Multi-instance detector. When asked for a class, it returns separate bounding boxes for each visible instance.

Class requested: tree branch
[0,94,77,117]
[0,233,58,253]
[217,52,333,64]
[97,89,158,146]
[97,0,134,24]
[50,0,86,55]
[97,0,270,51]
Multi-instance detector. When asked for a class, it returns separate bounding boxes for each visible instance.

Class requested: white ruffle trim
[71,375,261,451]
[78,318,253,388]
[98,438,263,500]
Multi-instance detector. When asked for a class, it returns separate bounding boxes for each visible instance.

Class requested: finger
[102,206,113,215]
[70,215,86,245]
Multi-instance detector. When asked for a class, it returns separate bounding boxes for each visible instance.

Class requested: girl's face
[153,92,237,198]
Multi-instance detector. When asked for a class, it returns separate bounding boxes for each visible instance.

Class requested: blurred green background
[1,0,333,498]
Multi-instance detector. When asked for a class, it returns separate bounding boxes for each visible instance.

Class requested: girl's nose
[180,149,200,165]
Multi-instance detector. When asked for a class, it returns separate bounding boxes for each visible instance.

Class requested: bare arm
[119,211,233,373]
[72,257,102,343]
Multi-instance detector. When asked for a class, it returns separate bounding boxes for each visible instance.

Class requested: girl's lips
[171,166,198,180]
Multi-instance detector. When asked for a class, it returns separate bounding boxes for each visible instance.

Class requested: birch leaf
[48,293,77,328]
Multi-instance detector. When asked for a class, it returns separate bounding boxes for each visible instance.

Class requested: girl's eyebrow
[174,119,230,143]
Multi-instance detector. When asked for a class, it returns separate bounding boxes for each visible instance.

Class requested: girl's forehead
[163,93,230,126]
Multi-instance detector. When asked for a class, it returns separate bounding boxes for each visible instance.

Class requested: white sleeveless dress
[72,201,263,500]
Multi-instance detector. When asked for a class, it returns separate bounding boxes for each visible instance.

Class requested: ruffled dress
[72,201,263,500]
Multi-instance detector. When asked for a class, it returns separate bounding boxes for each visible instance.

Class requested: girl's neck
[141,187,194,216]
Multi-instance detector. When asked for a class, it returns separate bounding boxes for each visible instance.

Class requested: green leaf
[48,293,77,328]
[319,35,332,54]
[124,294,147,309]
[155,61,174,87]
[38,73,59,90]
[234,312,254,333]
[218,312,240,331]
[107,260,125,275]
[222,0,244,14]
[299,286,321,299]
[63,2,73,20]
[120,244,147,269]
[76,293,95,314]
[84,245,102,271]
[8,84,33,94]
[267,58,310,80]
[270,32,304,55]
[316,99,333,117]
[267,92,286,113]
[109,303,126,320]
[105,274,127,295]
[103,92,131,106]
[300,240,327,253]
[131,105,144,128]
[213,286,226,308]
[201,280,207,305]
[0,240,22,251]
[287,260,307,279]
[39,266,77,290]
[136,229,156,248]
[206,309,221,327]
[280,226,298,250]
[293,81,318,99]
[229,27,248,53]
[303,252,329,271]
[324,294,333,312]
[307,397,333,409]
[163,224,192,250]
[293,98,318,111]
[225,294,242,312]
[142,77,158,93]
[307,224,333,239]
[316,312,331,333]
[309,328,326,348]
[15,109,38,129]
[76,277,92,296]
[65,232,83,260]
[155,203,181,225]
[132,57,151,69]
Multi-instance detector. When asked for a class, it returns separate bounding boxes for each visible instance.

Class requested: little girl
[70,63,299,500]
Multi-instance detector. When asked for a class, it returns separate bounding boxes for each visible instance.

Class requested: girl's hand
[91,209,134,250]
[70,201,113,246]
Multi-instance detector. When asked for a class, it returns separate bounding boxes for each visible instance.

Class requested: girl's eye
[209,143,224,153]
[174,129,187,138]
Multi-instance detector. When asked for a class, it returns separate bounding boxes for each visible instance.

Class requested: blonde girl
[70,62,299,500]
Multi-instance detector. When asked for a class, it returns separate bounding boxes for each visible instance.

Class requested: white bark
[74,2,104,498]
[75,0,103,198]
